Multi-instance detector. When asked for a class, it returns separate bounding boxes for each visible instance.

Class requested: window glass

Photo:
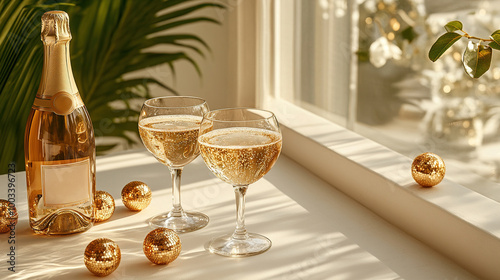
[272,0,500,198]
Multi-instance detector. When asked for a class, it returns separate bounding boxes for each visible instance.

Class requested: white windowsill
[263,97,500,279]
[0,150,479,279]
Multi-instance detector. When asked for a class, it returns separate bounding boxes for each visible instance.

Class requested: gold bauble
[143,228,181,265]
[0,199,18,233]
[121,181,152,211]
[411,152,446,187]
[94,190,115,222]
[84,238,121,277]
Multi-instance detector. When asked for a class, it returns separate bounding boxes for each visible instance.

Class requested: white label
[41,159,91,208]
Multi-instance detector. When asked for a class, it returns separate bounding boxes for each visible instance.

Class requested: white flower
[369,36,402,68]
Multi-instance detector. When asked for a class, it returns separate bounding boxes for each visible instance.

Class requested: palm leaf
[154,3,225,24]
[0,0,224,173]
[0,1,77,174]
[152,17,221,34]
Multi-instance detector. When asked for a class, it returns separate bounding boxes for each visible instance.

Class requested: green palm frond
[0,0,76,174]
[0,0,224,173]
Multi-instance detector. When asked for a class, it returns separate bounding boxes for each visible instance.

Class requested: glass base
[149,211,209,233]
[208,233,271,257]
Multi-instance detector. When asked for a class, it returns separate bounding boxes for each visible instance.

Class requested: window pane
[276,0,500,198]
[278,0,352,126]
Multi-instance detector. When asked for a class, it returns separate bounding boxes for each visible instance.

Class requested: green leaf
[428,32,462,62]
[401,26,417,43]
[152,17,221,34]
[462,40,492,79]
[490,30,500,46]
[154,3,225,24]
[489,41,500,51]
[444,21,463,32]
[356,50,369,62]
[135,35,210,57]
[124,52,202,77]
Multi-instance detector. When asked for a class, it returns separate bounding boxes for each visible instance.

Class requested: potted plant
[0,0,224,173]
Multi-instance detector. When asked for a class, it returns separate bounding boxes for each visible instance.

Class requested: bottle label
[41,158,91,208]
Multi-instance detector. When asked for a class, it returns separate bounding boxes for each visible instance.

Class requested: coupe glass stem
[232,185,249,240]
[170,167,185,217]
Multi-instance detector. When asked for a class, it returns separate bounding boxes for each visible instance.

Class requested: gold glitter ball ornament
[0,199,18,233]
[94,191,115,222]
[411,152,446,187]
[84,238,121,277]
[121,181,152,211]
[143,228,181,265]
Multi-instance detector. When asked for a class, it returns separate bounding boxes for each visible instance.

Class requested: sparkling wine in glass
[139,96,209,233]
[198,108,282,257]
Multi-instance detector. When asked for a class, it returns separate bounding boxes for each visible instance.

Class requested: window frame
[232,0,500,279]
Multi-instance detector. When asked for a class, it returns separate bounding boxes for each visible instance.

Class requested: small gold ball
[121,181,152,211]
[84,238,121,277]
[411,152,446,187]
[143,228,181,265]
[0,199,18,234]
[94,191,115,222]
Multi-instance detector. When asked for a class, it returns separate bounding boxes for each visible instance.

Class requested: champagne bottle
[24,11,95,235]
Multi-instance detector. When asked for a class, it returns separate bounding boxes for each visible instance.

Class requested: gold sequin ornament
[0,199,18,233]
[411,152,446,187]
[143,228,181,265]
[84,238,121,277]
[94,191,115,222]
[121,181,152,211]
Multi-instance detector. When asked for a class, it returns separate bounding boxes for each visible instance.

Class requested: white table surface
[0,149,477,279]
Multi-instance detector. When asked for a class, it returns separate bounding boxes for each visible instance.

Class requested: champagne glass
[198,108,282,257]
[139,96,209,233]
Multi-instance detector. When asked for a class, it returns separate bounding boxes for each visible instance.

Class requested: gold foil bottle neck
[41,11,71,44]
[36,10,81,114]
